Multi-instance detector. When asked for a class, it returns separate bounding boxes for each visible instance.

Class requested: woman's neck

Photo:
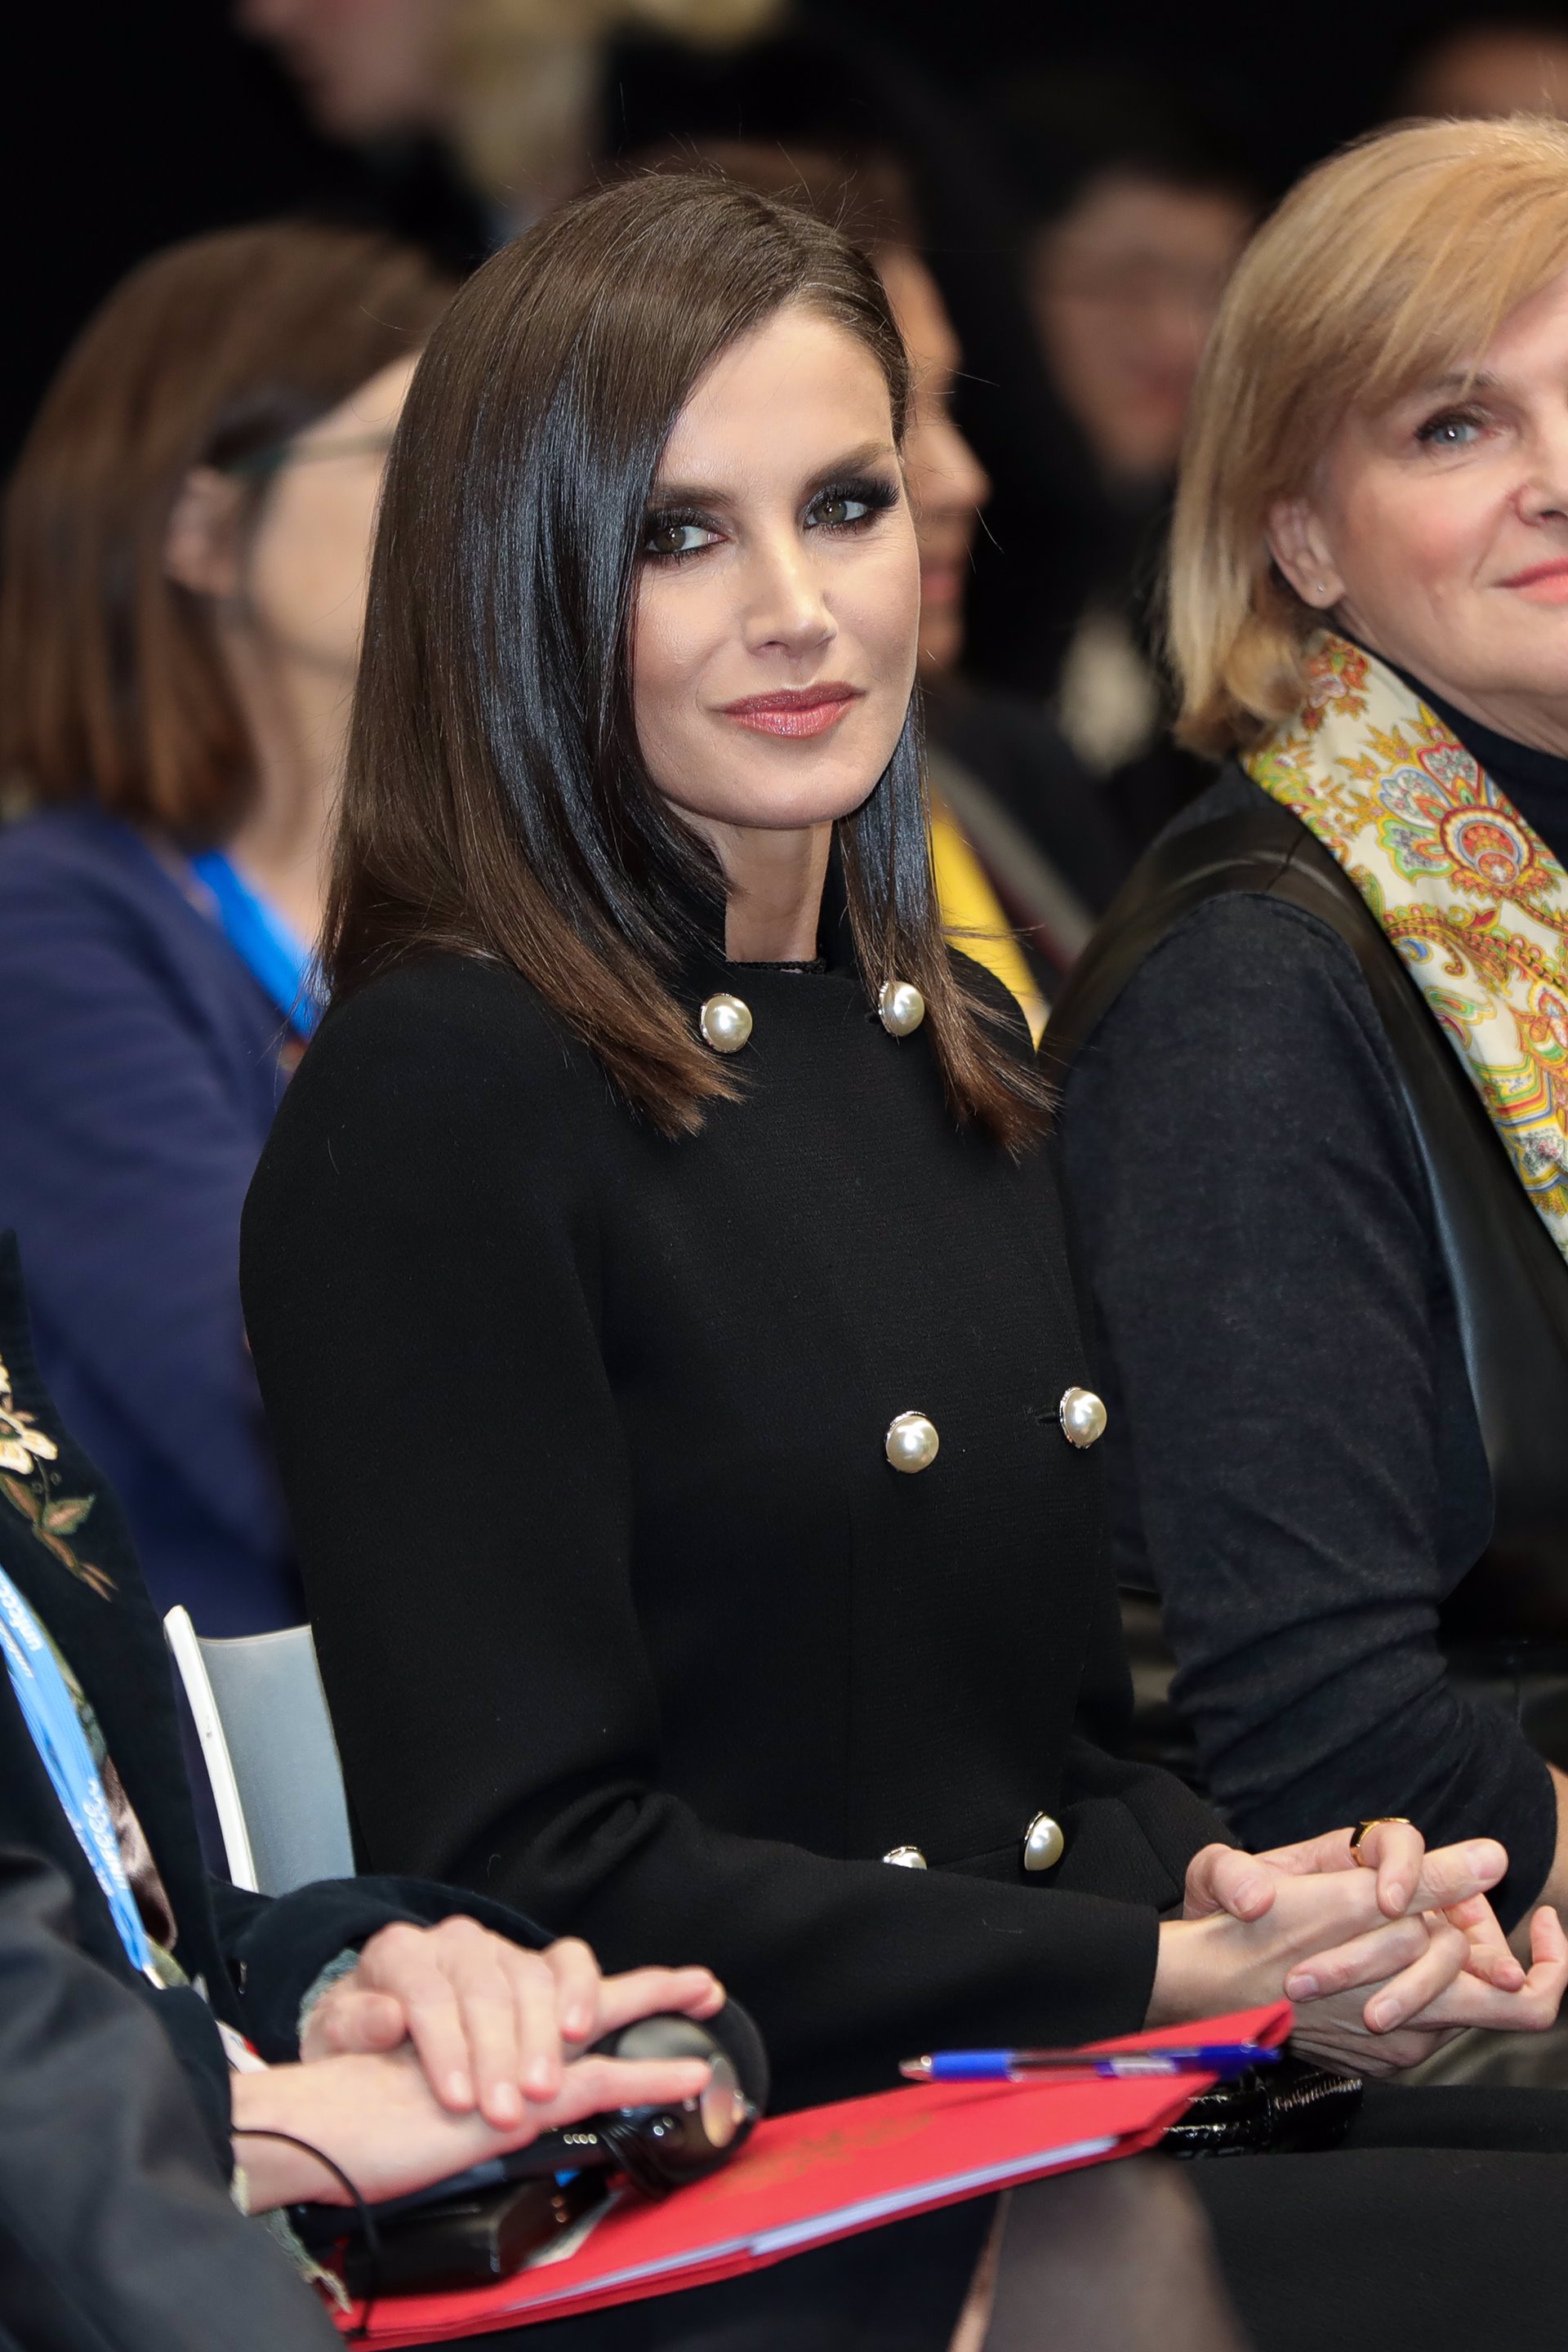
[701,819,833,964]
[214,625,349,950]
[1342,618,1568,760]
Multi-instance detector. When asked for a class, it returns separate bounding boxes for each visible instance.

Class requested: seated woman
[241,171,1568,2350]
[630,139,1128,1007]
[1049,116,1568,1943]
[0,1227,1245,2352]
[0,223,449,1634]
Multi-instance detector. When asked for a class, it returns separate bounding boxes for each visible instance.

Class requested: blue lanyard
[0,1565,158,1981]
[189,850,323,1038]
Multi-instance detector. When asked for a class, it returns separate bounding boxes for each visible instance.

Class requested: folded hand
[1176,1825,1566,2072]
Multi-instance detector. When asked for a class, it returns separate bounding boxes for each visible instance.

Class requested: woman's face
[240,354,418,684]
[631,305,921,842]
[876,247,991,677]
[166,354,416,692]
[1271,265,1568,745]
[1031,171,1252,485]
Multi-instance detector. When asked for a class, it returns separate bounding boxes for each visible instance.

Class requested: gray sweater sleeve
[1059,891,1557,1927]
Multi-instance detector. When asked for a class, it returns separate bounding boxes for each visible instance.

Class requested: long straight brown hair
[0,224,452,842]
[327,172,1048,1148]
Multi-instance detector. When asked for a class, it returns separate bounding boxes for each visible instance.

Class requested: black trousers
[408,2085,1568,2352]
[1196,2082,1568,2352]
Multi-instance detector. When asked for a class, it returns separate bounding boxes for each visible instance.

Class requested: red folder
[336,2003,1290,2342]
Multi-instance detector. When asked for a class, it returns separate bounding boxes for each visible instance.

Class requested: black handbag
[1161,2056,1364,2158]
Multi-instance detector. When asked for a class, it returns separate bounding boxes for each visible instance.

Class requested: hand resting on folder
[301,1916,725,2128]
[234,1947,723,2213]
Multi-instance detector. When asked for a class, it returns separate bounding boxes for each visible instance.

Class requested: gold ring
[1348,1817,1412,1863]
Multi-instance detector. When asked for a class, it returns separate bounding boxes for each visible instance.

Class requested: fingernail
[564,2006,591,2041]
[1383,1878,1410,1912]
[489,2083,523,2126]
[448,2069,473,2105]
[1233,1877,1265,1911]
[1285,1971,1318,1999]
[1368,1997,1398,2030]
[1466,1843,1500,1880]
[526,2057,556,2097]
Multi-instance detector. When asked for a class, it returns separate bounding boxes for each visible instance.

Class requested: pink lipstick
[720,684,863,739]
[1499,559,1568,604]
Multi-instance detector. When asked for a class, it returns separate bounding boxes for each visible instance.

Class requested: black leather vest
[1047,788,1568,1657]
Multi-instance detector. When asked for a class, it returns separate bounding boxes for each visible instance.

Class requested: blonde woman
[1053,117,1568,1980]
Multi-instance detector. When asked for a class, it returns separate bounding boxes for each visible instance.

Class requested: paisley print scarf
[1244,631,1568,1264]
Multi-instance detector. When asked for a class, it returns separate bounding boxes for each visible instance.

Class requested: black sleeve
[211,1871,558,2060]
[0,1845,338,2352]
[243,964,1161,2109]
[1059,895,1557,1927]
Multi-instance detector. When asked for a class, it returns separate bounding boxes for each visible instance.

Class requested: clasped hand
[1152,1822,1566,2076]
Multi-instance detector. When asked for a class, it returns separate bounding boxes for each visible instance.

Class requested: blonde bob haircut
[1171,114,1568,756]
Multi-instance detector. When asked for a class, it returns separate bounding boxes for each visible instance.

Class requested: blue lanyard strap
[0,1564,158,1980]
[189,850,323,1038]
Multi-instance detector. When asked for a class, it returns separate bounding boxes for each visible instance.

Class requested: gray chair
[163,1608,355,1896]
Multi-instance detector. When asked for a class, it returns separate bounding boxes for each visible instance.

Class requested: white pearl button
[1022,1811,1065,1872]
[698,993,752,1054]
[878,979,926,1037]
[883,1845,928,1869]
[885,1411,939,1473]
[1058,1387,1107,1450]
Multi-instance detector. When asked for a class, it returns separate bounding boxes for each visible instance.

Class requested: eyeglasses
[222,431,396,481]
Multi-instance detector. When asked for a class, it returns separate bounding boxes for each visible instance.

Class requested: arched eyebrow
[1413,369,1502,398]
[647,438,899,510]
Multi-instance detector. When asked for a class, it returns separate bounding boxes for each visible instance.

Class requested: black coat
[1053,764,1566,1920]
[241,943,1226,2112]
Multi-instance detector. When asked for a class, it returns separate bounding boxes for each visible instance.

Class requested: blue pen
[900,2042,1280,2084]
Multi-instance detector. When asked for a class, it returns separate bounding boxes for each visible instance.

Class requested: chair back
[163,1609,354,1895]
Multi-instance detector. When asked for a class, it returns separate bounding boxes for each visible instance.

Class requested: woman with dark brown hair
[0,223,450,1634]
[241,173,1568,2352]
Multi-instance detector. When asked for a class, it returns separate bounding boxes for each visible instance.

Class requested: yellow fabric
[929,796,1047,1043]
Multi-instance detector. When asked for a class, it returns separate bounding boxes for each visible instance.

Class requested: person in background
[1049,122,1568,2081]
[632,142,1126,1007]
[1394,7,1568,121]
[0,224,450,1635]
[970,77,1256,851]
[238,0,783,241]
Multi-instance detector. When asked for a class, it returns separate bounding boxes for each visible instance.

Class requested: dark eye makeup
[640,472,900,564]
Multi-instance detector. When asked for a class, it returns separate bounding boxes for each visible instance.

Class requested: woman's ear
[163,466,248,600]
[1266,497,1345,611]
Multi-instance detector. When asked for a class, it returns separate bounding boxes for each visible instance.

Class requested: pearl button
[883,1845,928,1869]
[698,994,752,1054]
[1058,1387,1107,1450]
[885,1411,939,1473]
[878,979,926,1037]
[1022,1811,1065,1872]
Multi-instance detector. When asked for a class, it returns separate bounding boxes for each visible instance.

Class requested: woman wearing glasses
[0,225,449,1634]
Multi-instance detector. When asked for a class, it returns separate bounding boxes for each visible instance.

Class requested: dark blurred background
[13,0,1566,469]
[10,0,1568,851]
